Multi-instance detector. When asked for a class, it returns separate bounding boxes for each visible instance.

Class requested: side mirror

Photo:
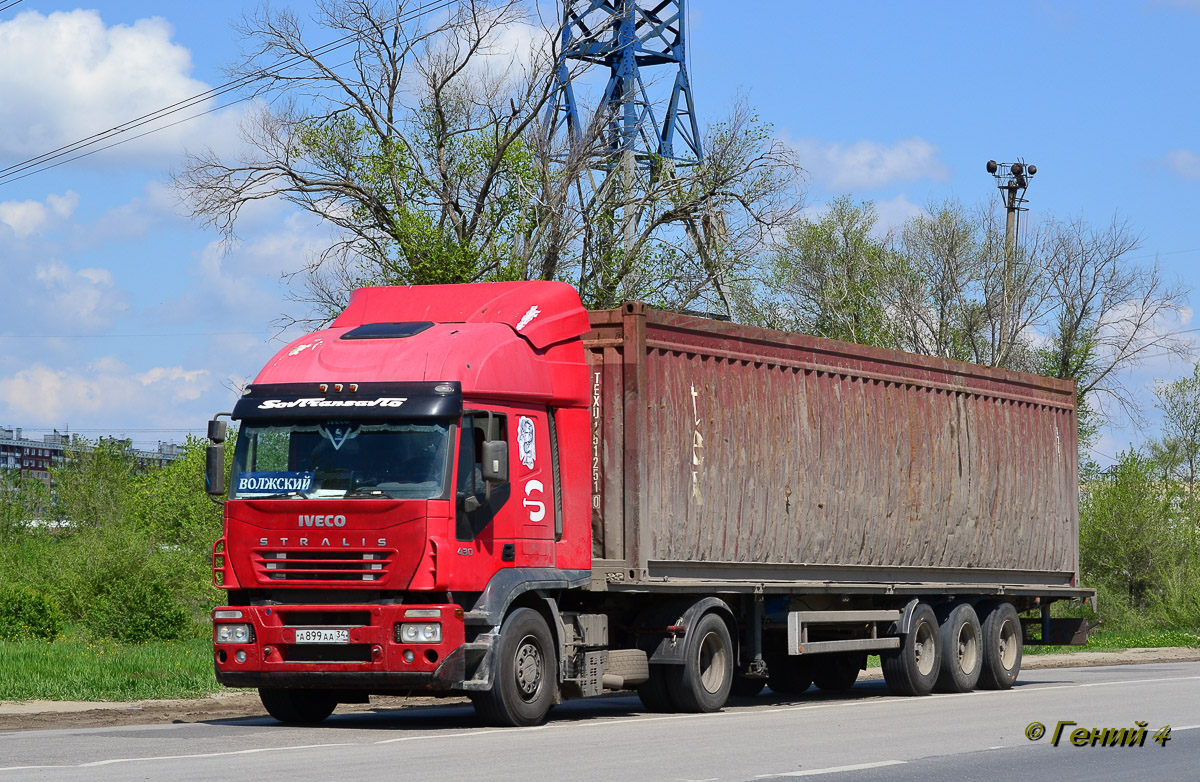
[481,441,508,483]
[205,444,226,496]
[208,419,228,444]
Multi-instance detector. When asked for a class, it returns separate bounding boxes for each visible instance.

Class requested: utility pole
[986,159,1037,365]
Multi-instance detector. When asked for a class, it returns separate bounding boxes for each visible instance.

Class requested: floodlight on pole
[985,158,1038,365]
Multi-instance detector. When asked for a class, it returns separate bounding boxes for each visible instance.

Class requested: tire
[811,652,864,692]
[729,675,768,698]
[934,603,983,693]
[606,649,650,687]
[636,665,677,712]
[977,601,1023,690]
[881,602,940,696]
[472,608,557,727]
[258,688,337,724]
[666,612,734,712]
[766,655,812,695]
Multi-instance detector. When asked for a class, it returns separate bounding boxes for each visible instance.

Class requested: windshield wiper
[251,491,306,499]
[344,487,387,498]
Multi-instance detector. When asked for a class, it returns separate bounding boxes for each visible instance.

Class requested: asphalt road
[1,662,1196,782]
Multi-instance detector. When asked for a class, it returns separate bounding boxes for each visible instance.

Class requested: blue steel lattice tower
[548,0,703,169]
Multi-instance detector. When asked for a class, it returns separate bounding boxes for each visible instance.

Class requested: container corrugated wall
[585,305,1079,587]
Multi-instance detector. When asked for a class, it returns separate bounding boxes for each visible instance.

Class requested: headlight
[216,623,255,644]
[396,623,442,644]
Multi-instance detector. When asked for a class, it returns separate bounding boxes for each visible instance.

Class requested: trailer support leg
[744,593,766,678]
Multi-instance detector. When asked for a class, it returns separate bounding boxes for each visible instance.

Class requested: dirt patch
[0,692,466,733]
[2,647,1197,732]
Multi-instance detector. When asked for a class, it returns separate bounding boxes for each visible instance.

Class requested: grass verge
[0,638,220,702]
[1024,627,1200,655]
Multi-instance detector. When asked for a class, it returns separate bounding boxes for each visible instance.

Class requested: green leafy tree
[1152,362,1200,492]
[754,197,904,347]
[0,470,48,541]
[1080,450,1179,608]
[50,439,137,528]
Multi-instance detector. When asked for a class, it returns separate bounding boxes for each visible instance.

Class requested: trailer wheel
[472,608,556,727]
[765,655,812,695]
[636,665,677,712]
[667,612,733,712]
[977,601,1022,690]
[811,652,864,692]
[881,602,940,696]
[258,688,337,724]
[934,603,982,693]
[729,675,767,698]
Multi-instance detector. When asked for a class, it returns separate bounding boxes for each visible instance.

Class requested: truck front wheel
[881,602,940,696]
[258,688,337,724]
[472,608,557,727]
[667,612,733,712]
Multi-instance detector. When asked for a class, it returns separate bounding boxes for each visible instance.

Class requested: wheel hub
[515,639,542,698]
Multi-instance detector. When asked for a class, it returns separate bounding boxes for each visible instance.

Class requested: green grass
[1024,627,1200,655]
[862,626,1200,668]
[0,637,221,701]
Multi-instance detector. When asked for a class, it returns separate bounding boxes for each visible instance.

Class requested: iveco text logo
[299,514,346,528]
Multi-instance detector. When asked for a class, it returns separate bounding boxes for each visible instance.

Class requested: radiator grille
[252,549,391,583]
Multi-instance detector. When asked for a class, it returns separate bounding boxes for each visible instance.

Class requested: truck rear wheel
[472,608,556,727]
[766,655,812,695]
[811,652,864,692]
[258,688,337,724]
[729,675,767,697]
[881,602,940,696]
[934,603,982,693]
[977,601,1022,690]
[667,612,733,712]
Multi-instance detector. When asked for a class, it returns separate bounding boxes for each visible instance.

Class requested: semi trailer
[205,281,1092,726]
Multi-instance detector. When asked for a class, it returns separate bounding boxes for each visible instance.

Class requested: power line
[0,0,27,15]
[0,0,458,188]
[0,331,267,340]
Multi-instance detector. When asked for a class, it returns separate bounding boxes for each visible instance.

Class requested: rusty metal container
[585,304,1079,593]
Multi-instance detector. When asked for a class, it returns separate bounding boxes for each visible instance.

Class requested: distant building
[0,427,183,489]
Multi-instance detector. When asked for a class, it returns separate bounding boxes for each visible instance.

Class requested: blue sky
[0,1,1197,461]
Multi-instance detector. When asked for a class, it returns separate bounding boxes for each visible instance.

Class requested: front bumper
[213,603,468,692]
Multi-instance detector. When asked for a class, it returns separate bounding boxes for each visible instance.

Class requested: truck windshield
[230,420,451,500]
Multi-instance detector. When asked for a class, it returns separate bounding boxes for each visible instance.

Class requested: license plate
[293,628,350,644]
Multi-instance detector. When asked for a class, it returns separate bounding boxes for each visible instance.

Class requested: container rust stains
[584,307,1078,587]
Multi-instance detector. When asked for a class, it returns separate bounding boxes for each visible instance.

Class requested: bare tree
[173,0,802,322]
[1041,215,1191,421]
[890,200,1053,370]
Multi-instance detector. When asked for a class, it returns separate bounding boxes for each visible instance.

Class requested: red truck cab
[209,282,594,722]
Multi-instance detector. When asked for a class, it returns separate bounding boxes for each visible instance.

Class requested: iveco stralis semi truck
[204,281,1091,727]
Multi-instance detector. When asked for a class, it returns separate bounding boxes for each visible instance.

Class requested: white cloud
[0,360,212,426]
[790,137,948,191]
[1159,149,1200,180]
[136,367,210,401]
[0,191,78,238]
[31,260,125,330]
[873,195,924,235]
[0,10,242,163]
[154,209,330,328]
